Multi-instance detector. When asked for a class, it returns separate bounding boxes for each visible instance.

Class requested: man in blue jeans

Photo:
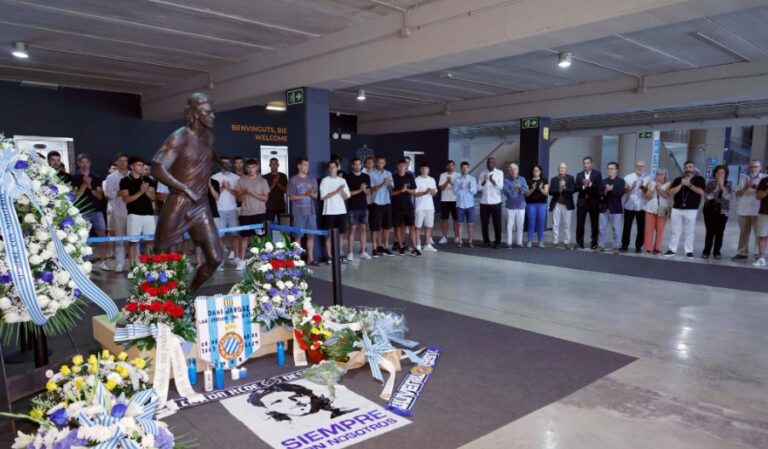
[453,161,478,248]
[73,153,110,271]
[287,157,319,266]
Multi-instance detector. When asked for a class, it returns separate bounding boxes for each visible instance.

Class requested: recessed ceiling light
[356,89,366,101]
[12,41,29,59]
[557,51,572,68]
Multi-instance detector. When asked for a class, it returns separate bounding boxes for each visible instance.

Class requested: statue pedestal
[92,315,293,378]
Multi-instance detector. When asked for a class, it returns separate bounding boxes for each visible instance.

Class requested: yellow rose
[46,381,57,392]
[131,358,146,370]
[29,409,44,420]
[105,379,117,391]
[71,355,83,366]
[117,352,128,361]
[88,364,98,374]
[59,365,71,376]
[88,355,97,365]
[73,378,85,390]
[115,365,129,378]
[101,349,110,359]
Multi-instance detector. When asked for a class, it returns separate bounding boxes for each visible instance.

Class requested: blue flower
[67,193,76,202]
[268,288,278,296]
[14,160,28,170]
[48,407,68,428]
[0,273,11,284]
[262,302,272,312]
[49,185,59,194]
[265,273,273,281]
[146,272,155,281]
[59,217,74,229]
[154,428,175,449]
[110,403,127,418]
[73,289,81,298]
[159,273,168,283]
[40,272,54,283]
[52,429,89,449]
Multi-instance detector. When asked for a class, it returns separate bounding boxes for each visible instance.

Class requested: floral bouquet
[29,349,150,416]
[0,136,96,341]
[3,371,177,449]
[293,297,333,364]
[117,253,195,350]
[230,234,310,330]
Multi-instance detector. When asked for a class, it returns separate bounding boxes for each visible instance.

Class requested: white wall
[548,136,603,179]
[448,135,519,178]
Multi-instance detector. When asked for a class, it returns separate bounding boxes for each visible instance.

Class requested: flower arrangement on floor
[29,349,150,415]
[0,135,101,341]
[2,353,177,449]
[230,234,310,330]
[117,253,194,350]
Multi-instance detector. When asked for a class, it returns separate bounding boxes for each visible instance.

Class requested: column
[519,117,551,178]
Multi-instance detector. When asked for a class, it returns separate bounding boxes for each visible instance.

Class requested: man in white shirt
[320,161,350,264]
[104,152,129,272]
[478,157,504,248]
[734,160,766,260]
[414,162,438,252]
[438,160,459,245]
[211,155,242,262]
[622,160,649,253]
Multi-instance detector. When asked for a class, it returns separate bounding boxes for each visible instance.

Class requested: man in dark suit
[549,162,576,248]
[575,156,602,250]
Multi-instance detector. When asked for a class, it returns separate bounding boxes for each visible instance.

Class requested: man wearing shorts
[368,156,395,257]
[211,155,242,261]
[73,153,109,270]
[320,161,350,264]
[105,153,129,272]
[753,176,768,268]
[288,157,319,265]
[345,158,371,261]
[453,161,477,248]
[235,159,269,271]
[414,162,438,252]
[119,156,156,266]
[438,160,459,245]
[391,159,421,257]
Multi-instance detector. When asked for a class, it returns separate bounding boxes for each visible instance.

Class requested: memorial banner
[221,378,410,449]
[195,294,261,369]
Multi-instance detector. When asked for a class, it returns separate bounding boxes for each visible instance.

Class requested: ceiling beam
[0,63,165,87]
[615,34,699,68]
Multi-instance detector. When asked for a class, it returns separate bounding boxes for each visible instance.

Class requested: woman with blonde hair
[643,168,672,254]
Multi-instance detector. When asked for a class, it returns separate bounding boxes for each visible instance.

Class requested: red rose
[139,255,149,264]
[307,348,325,363]
[299,310,308,316]
[147,287,159,297]
[161,301,175,313]
[170,253,182,262]
[125,302,138,313]
[149,301,162,313]
[139,303,150,311]
[170,305,184,318]
[151,255,163,263]
[140,281,151,293]
[166,281,178,290]
[312,314,322,324]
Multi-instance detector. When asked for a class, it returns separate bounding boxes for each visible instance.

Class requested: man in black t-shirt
[73,153,109,270]
[119,156,157,265]
[345,158,371,261]
[664,160,706,257]
[391,159,422,256]
[47,151,74,185]
[264,157,288,222]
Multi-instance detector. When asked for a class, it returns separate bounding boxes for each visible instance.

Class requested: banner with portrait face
[221,378,410,449]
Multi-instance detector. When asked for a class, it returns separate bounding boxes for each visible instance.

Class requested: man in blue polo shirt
[367,156,395,257]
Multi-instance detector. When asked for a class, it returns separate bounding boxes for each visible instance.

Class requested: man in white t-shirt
[211,155,242,261]
[622,160,650,253]
[319,161,350,264]
[414,162,438,252]
[105,152,129,272]
[438,160,459,245]
[734,160,767,260]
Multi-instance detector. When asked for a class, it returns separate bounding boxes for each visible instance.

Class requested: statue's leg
[154,194,189,253]
[187,208,223,292]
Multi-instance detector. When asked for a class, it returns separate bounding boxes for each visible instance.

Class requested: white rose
[0,240,3,250]
[38,196,50,207]
[64,244,75,253]
[259,296,270,303]
[23,213,36,224]
[47,301,60,313]
[81,246,93,256]
[28,242,41,254]
[285,281,294,288]
[31,180,42,191]
[46,241,55,252]
[3,311,20,323]
[262,284,271,290]
[66,233,78,243]
[80,261,92,275]
[299,282,308,290]
[29,255,43,265]
[45,369,54,378]
[37,295,50,308]
[276,280,285,290]
[0,297,11,310]
[68,280,77,289]
[294,260,305,267]
[50,287,66,300]
[56,230,67,240]
[271,296,281,304]
[286,295,295,303]
[264,242,274,252]
[58,184,70,194]
[276,242,285,249]
[141,434,154,449]
[77,228,89,238]
[35,230,50,241]
[56,271,70,284]
[67,206,79,216]
[18,196,30,206]
[249,247,258,254]
[40,250,53,260]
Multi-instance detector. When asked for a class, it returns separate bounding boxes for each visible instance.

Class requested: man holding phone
[665,161,706,257]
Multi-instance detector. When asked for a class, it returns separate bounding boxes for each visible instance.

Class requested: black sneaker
[340,255,347,264]
[686,252,693,258]
[399,246,406,256]
[325,257,333,265]
[663,250,675,257]
[619,247,629,253]
[411,248,423,257]
[381,247,394,257]
[392,244,400,253]
[635,248,642,254]
[482,243,491,248]
[590,243,598,250]
[371,249,380,258]
[731,254,748,260]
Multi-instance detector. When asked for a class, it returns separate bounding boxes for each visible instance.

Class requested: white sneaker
[359,251,372,260]
[236,259,246,271]
[99,261,111,271]
[217,263,224,272]
[424,244,438,252]
[454,237,460,244]
[753,257,766,268]
[416,244,422,251]
[228,250,235,260]
[438,236,448,244]
[114,264,124,273]
[347,252,354,261]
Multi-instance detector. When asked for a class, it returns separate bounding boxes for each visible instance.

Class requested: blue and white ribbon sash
[113,323,158,342]
[0,148,118,325]
[386,346,442,417]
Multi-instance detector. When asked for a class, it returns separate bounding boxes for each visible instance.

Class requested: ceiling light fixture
[557,51,572,68]
[266,102,286,111]
[12,41,29,59]
[356,89,366,101]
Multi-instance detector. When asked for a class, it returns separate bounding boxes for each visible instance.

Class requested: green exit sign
[521,117,539,129]
[638,131,653,139]
[286,88,304,106]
